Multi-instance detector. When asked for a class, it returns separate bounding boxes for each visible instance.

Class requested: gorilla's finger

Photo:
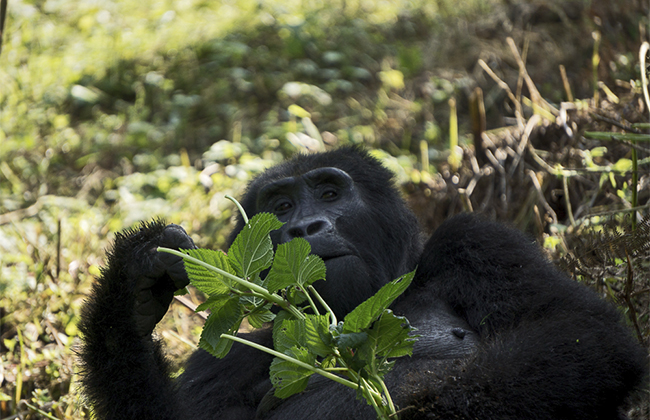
[166,257,191,290]
[137,273,159,290]
[160,224,196,249]
[136,288,153,305]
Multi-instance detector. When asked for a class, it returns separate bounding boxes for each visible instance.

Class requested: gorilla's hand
[131,223,196,336]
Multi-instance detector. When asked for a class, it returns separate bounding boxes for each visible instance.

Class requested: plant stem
[378,374,396,414]
[225,194,249,224]
[308,285,337,326]
[592,31,601,104]
[221,334,359,390]
[158,247,305,320]
[303,288,321,316]
[360,377,391,420]
[631,144,638,230]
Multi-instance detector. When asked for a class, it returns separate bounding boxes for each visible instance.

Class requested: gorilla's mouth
[321,255,366,279]
[321,254,347,261]
[321,254,357,264]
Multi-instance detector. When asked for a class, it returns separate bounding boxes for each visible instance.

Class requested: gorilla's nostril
[306,221,325,236]
[451,328,466,339]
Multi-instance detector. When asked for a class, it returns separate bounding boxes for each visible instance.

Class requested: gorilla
[79,146,646,420]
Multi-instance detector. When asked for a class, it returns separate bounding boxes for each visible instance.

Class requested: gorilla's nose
[283,217,333,241]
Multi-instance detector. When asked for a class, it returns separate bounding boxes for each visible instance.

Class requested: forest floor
[0,0,648,418]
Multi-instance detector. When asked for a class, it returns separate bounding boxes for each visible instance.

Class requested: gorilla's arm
[177,329,275,419]
[403,214,647,420]
[78,220,194,420]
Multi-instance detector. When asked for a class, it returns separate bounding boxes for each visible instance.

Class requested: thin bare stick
[562,175,575,228]
[508,114,541,178]
[507,37,558,116]
[527,170,558,225]
[478,59,524,128]
[590,113,644,134]
[174,295,209,320]
[639,42,650,116]
[559,65,574,102]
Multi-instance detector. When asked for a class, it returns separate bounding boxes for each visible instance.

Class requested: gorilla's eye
[274,201,292,214]
[320,190,338,200]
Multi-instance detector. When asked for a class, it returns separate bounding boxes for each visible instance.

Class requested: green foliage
[1,0,493,217]
[269,346,316,398]
[184,249,233,297]
[229,213,284,280]
[161,203,416,418]
[267,238,327,293]
[343,272,414,333]
[2,0,647,417]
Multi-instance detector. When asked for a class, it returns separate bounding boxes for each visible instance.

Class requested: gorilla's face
[255,167,385,317]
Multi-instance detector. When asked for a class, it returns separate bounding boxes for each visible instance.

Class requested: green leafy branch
[158,199,417,419]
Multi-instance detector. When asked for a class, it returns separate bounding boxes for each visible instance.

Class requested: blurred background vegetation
[0,0,648,418]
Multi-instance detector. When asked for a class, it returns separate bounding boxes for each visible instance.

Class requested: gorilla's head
[228,146,422,317]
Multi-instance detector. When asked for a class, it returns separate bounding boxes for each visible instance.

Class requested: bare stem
[221,334,358,390]
[308,285,337,326]
[226,194,249,225]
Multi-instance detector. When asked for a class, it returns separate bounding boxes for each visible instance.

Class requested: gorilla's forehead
[238,146,398,221]
[257,167,353,196]
[249,147,392,192]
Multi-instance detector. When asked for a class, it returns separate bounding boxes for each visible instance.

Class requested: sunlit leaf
[228,213,283,279]
[274,317,307,354]
[182,248,232,296]
[267,238,326,293]
[247,309,276,329]
[343,270,415,333]
[270,346,315,399]
[198,296,242,358]
[304,314,332,358]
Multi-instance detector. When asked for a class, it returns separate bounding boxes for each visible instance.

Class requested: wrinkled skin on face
[255,166,403,317]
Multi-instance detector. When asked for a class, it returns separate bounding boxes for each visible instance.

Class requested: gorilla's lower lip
[321,254,352,262]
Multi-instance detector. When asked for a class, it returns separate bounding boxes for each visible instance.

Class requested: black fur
[78,220,187,418]
[395,215,647,419]
[79,147,646,420]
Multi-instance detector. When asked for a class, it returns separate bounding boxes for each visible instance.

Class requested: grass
[0,0,648,418]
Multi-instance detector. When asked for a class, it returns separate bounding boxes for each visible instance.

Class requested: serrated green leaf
[321,354,337,370]
[228,213,283,279]
[199,330,236,359]
[360,310,416,361]
[247,309,276,329]
[270,346,315,399]
[182,248,233,296]
[266,238,326,293]
[240,293,267,310]
[198,296,242,358]
[334,331,368,349]
[272,310,293,351]
[304,314,332,358]
[273,317,307,354]
[343,270,415,333]
[196,294,230,312]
